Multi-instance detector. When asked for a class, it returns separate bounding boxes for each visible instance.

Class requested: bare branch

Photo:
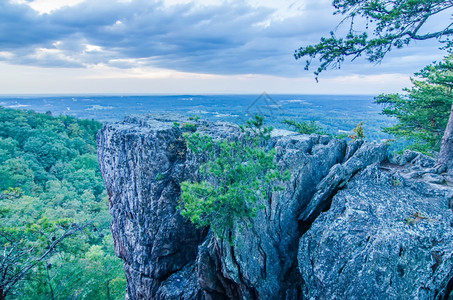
[409,28,453,40]
[0,222,91,297]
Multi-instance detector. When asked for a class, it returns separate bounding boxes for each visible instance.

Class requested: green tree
[295,0,453,173]
[283,119,326,135]
[376,55,453,153]
[0,158,35,193]
[179,116,288,242]
[0,138,18,164]
[348,122,366,141]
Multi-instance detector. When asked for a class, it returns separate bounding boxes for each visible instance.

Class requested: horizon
[0,92,378,97]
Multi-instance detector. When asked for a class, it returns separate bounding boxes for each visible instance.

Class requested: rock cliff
[97,115,453,299]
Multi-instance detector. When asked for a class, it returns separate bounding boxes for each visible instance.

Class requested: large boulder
[298,159,453,299]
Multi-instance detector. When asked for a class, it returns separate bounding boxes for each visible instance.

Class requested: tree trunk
[437,102,453,174]
[0,289,5,300]
[47,266,55,300]
[106,280,111,300]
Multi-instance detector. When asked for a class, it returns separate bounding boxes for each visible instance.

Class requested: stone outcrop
[97,116,453,299]
[298,152,453,299]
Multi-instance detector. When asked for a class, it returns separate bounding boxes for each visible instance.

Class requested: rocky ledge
[97,115,453,299]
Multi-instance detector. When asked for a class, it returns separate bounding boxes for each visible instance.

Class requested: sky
[0,0,449,95]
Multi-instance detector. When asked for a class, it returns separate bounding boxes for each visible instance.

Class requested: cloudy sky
[0,0,448,95]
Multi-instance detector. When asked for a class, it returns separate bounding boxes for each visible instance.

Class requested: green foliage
[0,107,125,299]
[181,122,197,132]
[393,179,402,187]
[188,115,200,121]
[179,116,288,241]
[375,55,453,154]
[155,173,165,181]
[335,133,349,139]
[283,119,325,135]
[404,211,431,225]
[237,115,274,140]
[295,0,453,78]
[350,122,366,140]
[244,115,273,138]
[0,215,89,299]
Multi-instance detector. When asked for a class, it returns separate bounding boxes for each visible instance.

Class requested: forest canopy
[0,107,125,300]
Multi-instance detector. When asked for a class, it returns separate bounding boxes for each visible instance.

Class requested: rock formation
[97,115,453,299]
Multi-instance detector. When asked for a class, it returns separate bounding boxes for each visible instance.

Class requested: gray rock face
[98,116,206,299]
[298,160,453,299]
[97,115,453,300]
[298,142,388,223]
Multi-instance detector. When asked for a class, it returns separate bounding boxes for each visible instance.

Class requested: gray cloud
[0,1,56,49]
[0,0,446,77]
